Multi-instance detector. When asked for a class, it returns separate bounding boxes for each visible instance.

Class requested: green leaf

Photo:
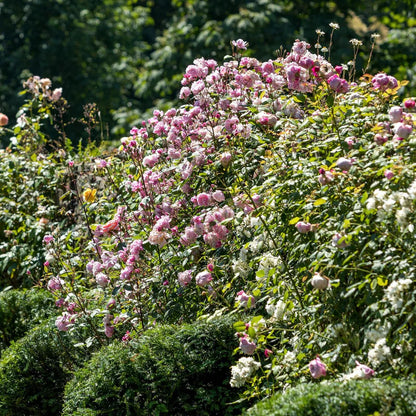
[377,276,388,287]
[233,321,247,332]
[313,198,327,206]
[256,270,265,278]
[289,217,300,225]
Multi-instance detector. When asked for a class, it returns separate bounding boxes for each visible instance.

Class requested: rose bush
[1,27,416,408]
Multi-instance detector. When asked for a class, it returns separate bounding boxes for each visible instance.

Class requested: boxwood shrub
[0,320,91,416]
[62,316,245,416]
[0,288,55,351]
[243,378,416,416]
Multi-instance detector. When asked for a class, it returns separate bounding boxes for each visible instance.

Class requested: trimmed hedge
[0,288,55,351]
[0,320,91,416]
[62,317,245,416]
[243,378,416,416]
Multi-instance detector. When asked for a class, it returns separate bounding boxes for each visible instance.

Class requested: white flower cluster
[368,338,391,367]
[230,357,261,388]
[257,253,280,281]
[366,179,416,231]
[384,278,413,311]
[232,248,250,278]
[266,299,287,321]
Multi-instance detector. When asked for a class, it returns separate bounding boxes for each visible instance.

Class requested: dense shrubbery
[0,320,91,416]
[1,28,416,414]
[62,317,244,416]
[0,288,54,351]
[0,78,115,288]
[38,33,416,402]
[244,378,416,416]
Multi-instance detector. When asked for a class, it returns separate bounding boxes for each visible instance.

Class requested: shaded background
[0,0,415,146]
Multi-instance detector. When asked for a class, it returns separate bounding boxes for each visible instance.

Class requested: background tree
[0,0,415,144]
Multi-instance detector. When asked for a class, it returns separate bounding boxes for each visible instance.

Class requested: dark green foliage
[0,320,91,416]
[0,288,55,351]
[0,150,70,288]
[0,0,152,143]
[62,317,245,416]
[243,378,416,416]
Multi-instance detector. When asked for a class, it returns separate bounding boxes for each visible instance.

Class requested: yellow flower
[83,188,97,203]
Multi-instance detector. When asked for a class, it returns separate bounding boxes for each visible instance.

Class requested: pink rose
[236,290,256,308]
[232,39,248,50]
[47,276,64,292]
[43,234,54,244]
[295,221,312,234]
[394,123,412,139]
[335,157,353,171]
[404,99,415,109]
[309,356,326,378]
[239,335,257,355]
[212,190,225,203]
[96,272,110,288]
[384,169,394,180]
[389,106,403,123]
[354,361,375,379]
[195,271,212,287]
[178,270,192,286]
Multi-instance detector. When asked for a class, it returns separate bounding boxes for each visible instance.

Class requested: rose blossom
[47,276,64,292]
[0,113,9,126]
[102,218,119,234]
[394,123,412,139]
[295,221,312,233]
[311,272,330,290]
[212,190,225,202]
[388,106,403,123]
[95,272,110,288]
[335,157,353,171]
[404,99,415,109]
[318,169,334,185]
[232,39,248,50]
[43,234,54,244]
[178,270,192,286]
[196,192,212,206]
[309,356,326,378]
[354,361,375,379]
[236,290,256,308]
[239,335,257,355]
[55,313,75,332]
[384,170,394,180]
[195,271,212,287]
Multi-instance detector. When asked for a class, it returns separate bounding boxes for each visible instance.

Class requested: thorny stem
[235,137,305,311]
[68,164,102,261]
[51,244,105,346]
